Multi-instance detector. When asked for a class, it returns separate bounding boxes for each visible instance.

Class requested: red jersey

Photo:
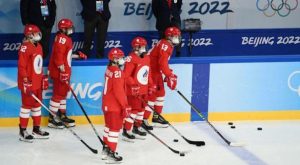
[102,66,128,112]
[149,39,174,77]
[18,41,43,91]
[48,33,73,79]
[124,52,153,95]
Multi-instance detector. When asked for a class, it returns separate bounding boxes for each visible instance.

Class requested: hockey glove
[165,74,177,90]
[131,85,140,96]
[42,75,49,90]
[59,72,70,82]
[122,106,132,118]
[148,84,157,95]
[23,78,32,95]
[77,51,88,60]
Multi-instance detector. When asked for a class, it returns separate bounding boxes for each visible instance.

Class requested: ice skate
[32,126,49,139]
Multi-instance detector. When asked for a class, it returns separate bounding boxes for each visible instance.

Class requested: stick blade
[92,149,98,154]
[229,142,245,147]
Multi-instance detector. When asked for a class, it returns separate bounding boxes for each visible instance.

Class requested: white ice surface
[1,121,300,165]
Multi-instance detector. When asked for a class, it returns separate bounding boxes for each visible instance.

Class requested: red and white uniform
[48,33,73,114]
[48,33,73,80]
[144,39,174,119]
[123,52,153,131]
[102,65,129,152]
[18,41,43,128]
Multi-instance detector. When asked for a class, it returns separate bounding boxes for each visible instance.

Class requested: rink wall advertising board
[208,62,300,121]
[0,63,192,126]
[0,0,300,59]
[2,59,300,126]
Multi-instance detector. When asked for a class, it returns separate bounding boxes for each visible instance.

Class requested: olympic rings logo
[256,0,298,17]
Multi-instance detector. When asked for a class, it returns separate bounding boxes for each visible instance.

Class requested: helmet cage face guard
[167,35,182,46]
[27,32,42,42]
[112,57,125,66]
[60,26,75,35]
[133,45,148,56]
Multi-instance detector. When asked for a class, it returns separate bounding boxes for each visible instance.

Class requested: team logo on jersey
[67,49,72,67]
[33,54,43,74]
[137,66,149,85]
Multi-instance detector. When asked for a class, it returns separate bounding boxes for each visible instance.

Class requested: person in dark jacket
[20,0,56,59]
[80,0,111,58]
[152,0,182,56]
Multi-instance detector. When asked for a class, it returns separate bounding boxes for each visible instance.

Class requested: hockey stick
[67,84,104,146]
[141,125,190,156]
[139,98,205,146]
[31,94,98,154]
[175,89,244,147]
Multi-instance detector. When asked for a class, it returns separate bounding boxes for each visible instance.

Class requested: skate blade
[48,123,64,129]
[135,136,146,140]
[152,123,169,128]
[105,160,122,164]
[121,137,135,143]
[19,138,33,143]
[32,134,49,139]
[64,122,75,127]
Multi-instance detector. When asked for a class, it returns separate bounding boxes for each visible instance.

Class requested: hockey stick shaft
[140,98,204,146]
[176,89,232,145]
[141,126,182,154]
[68,84,104,146]
[31,94,98,154]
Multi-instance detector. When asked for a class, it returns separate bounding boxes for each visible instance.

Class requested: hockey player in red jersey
[101,48,131,163]
[122,37,156,141]
[48,18,87,128]
[143,26,181,128]
[102,48,131,163]
[18,24,50,142]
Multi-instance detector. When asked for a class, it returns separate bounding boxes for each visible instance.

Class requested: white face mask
[116,57,125,66]
[171,36,180,45]
[138,47,147,55]
[67,28,74,35]
[31,32,42,42]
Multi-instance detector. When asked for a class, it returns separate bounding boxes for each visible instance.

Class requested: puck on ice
[257,127,262,130]
[173,139,179,142]
[228,122,233,125]
[230,125,236,129]
[180,153,185,156]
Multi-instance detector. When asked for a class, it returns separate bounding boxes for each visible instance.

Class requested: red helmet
[165,26,181,37]
[24,24,41,36]
[58,18,73,30]
[108,48,125,61]
[131,37,147,48]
